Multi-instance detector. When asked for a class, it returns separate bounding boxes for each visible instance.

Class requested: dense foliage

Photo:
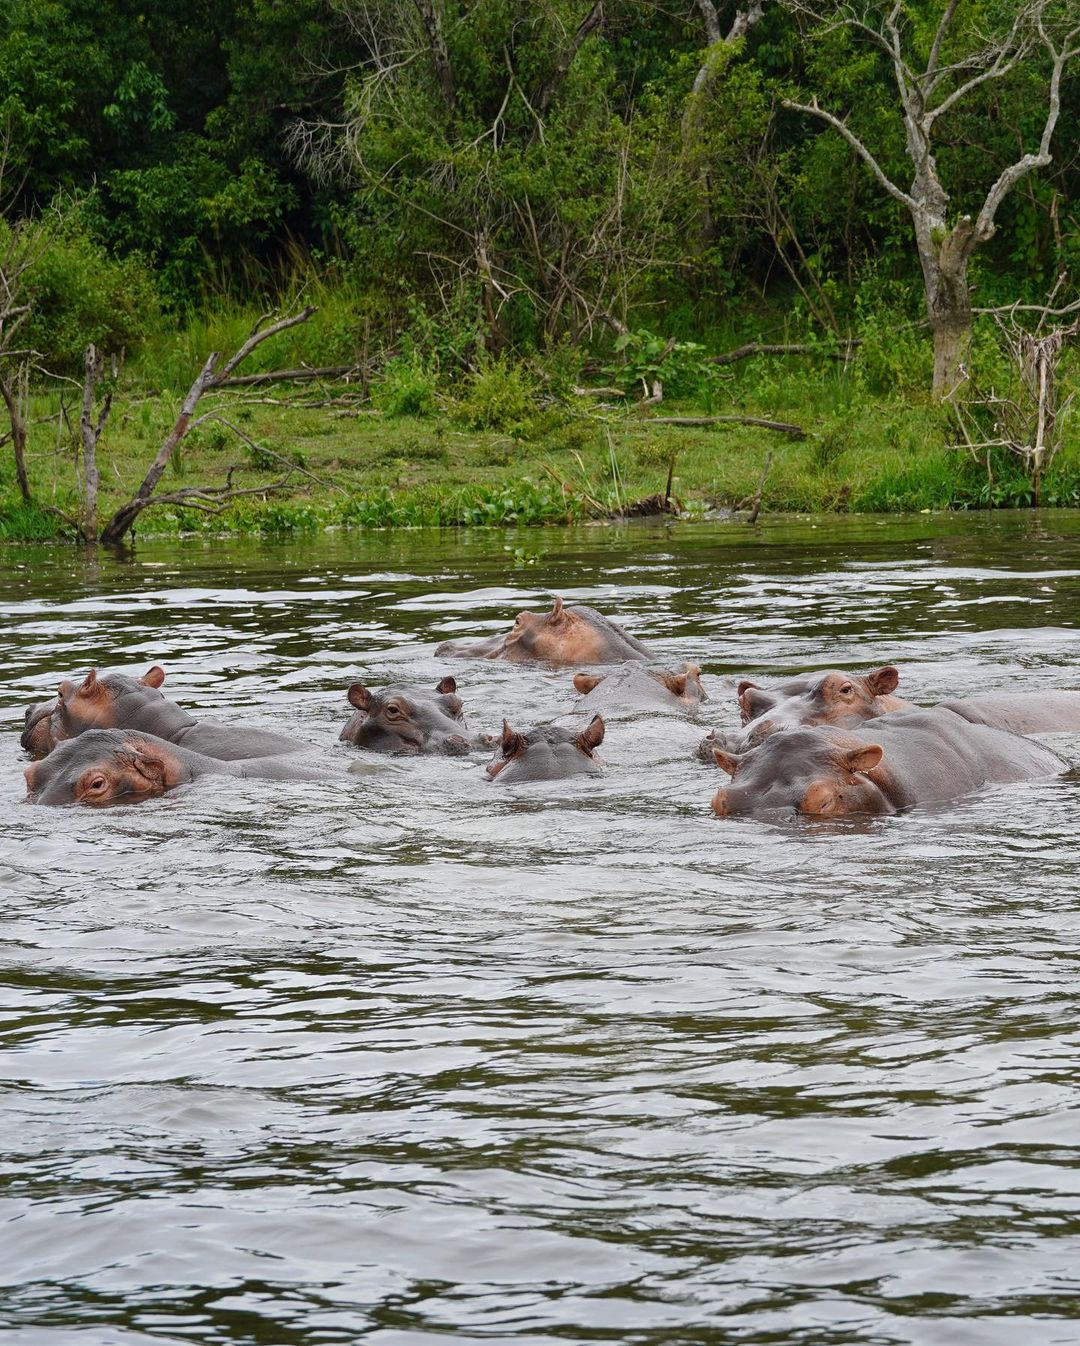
[2,0,1076,338]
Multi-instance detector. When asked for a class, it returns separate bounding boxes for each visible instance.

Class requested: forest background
[2,0,1079,542]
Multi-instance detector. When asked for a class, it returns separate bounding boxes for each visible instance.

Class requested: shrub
[372,354,439,417]
[453,360,540,435]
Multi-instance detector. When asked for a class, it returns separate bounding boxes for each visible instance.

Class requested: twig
[645,414,806,437]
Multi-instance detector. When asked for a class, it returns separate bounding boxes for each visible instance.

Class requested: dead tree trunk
[412,0,456,121]
[100,306,315,546]
[79,344,115,542]
[0,362,30,503]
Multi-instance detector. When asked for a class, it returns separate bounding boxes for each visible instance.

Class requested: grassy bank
[3,310,1079,543]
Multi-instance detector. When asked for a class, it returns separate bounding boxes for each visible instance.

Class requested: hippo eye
[384,704,402,718]
[88,776,107,792]
[839,684,854,695]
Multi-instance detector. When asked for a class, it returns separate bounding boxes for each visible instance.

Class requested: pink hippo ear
[140,666,166,688]
[548,595,565,624]
[347,684,373,712]
[712,747,744,776]
[436,676,457,695]
[659,669,688,697]
[736,680,759,698]
[573,673,602,695]
[66,669,100,699]
[843,744,883,774]
[576,714,605,753]
[500,719,525,757]
[866,666,900,696]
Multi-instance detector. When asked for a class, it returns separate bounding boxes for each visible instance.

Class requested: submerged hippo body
[710,708,1065,819]
[487,716,605,783]
[339,677,491,754]
[572,662,708,713]
[25,729,322,806]
[939,691,1080,736]
[436,597,652,665]
[20,667,305,761]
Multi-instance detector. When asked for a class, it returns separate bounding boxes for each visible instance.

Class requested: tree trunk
[0,367,31,503]
[916,214,976,400]
[80,345,104,542]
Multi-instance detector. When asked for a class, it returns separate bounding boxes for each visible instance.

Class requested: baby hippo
[340,676,491,754]
[25,729,321,806]
[486,716,605,782]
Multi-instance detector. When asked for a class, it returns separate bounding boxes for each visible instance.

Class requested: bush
[372,354,439,417]
[21,216,161,372]
[453,360,540,435]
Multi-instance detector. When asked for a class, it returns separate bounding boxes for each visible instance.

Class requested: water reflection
[1,512,1080,1344]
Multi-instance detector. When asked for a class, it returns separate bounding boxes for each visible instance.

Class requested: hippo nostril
[443,734,469,756]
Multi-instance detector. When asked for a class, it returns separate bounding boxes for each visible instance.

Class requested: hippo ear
[501,719,525,757]
[75,669,99,697]
[843,744,883,775]
[140,666,166,688]
[712,747,744,776]
[117,743,168,786]
[347,684,373,712]
[435,676,457,695]
[736,680,759,698]
[548,595,565,623]
[660,669,688,697]
[576,714,605,753]
[866,666,899,696]
[573,673,602,695]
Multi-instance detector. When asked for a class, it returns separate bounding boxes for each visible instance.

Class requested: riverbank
[4,357,1079,543]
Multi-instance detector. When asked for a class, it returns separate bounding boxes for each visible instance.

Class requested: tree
[782,0,1080,397]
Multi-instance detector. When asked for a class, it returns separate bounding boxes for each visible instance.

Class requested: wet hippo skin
[25,729,323,806]
[339,676,492,754]
[709,708,1066,819]
[572,662,708,712]
[486,716,606,782]
[20,667,305,761]
[436,597,652,665]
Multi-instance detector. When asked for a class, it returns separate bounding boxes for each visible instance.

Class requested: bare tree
[782,0,1080,397]
[953,280,1079,505]
[99,307,315,545]
[0,214,50,502]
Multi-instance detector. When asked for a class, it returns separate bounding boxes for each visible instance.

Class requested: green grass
[3,305,1078,543]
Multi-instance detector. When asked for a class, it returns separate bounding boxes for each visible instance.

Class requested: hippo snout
[442,734,470,756]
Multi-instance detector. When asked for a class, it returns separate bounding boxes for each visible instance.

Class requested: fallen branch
[644,414,806,437]
[215,362,358,388]
[208,415,350,496]
[736,452,774,525]
[708,340,861,365]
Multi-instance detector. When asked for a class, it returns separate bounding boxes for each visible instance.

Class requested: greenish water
[2,512,1080,1344]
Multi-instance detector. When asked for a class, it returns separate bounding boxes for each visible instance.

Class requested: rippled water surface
[3,513,1080,1345]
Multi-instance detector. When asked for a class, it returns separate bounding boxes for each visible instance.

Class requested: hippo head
[20,700,59,758]
[436,597,650,665]
[486,715,605,782]
[573,662,708,709]
[43,665,170,744]
[738,667,902,729]
[24,729,191,806]
[339,676,479,754]
[710,726,890,819]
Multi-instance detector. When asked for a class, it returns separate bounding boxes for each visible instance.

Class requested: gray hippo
[20,666,305,760]
[708,708,1066,819]
[572,662,708,712]
[486,716,606,782]
[339,676,492,754]
[25,729,322,806]
[436,596,652,665]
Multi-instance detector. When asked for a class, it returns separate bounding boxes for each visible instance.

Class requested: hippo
[436,596,652,665]
[486,715,606,782]
[738,667,911,728]
[709,708,1066,819]
[339,676,492,754]
[20,667,305,761]
[572,662,708,713]
[24,729,323,806]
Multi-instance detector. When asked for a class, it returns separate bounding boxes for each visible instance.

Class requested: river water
[2,512,1080,1345]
